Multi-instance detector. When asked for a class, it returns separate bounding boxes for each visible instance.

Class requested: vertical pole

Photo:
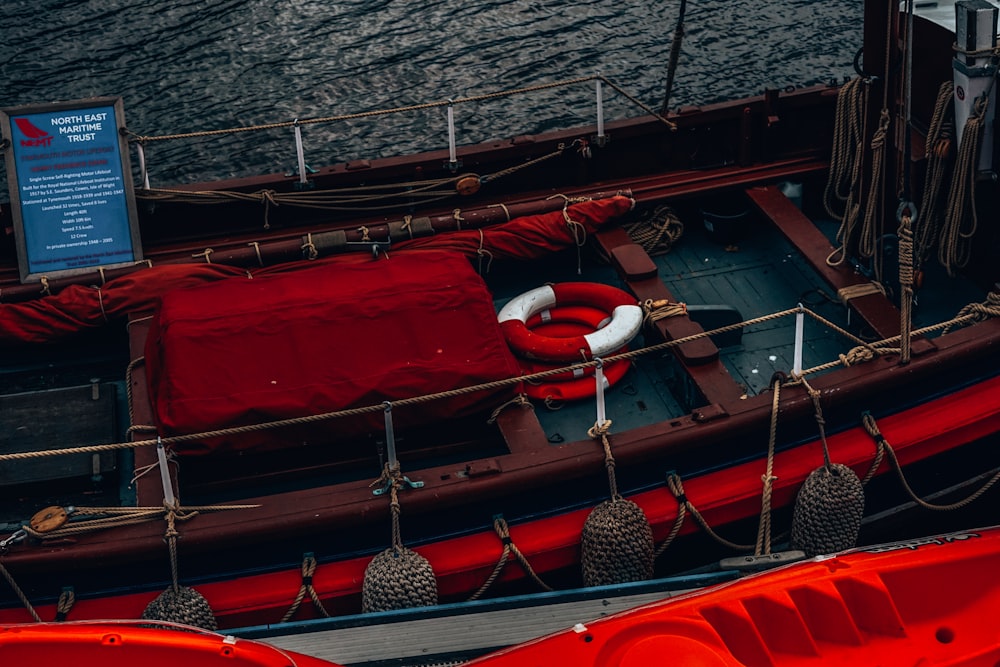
[447,100,458,169]
[293,119,308,186]
[137,142,150,189]
[595,76,606,145]
[156,438,176,506]
[383,401,398,470]
[792,304,804,376]
[594,358,608,427]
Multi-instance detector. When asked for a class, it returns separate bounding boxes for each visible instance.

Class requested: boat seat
[686,305,744,348]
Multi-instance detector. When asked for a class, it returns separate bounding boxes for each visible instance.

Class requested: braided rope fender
[498,283,642,362]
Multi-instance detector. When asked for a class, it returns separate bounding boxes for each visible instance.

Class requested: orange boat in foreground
[0,620,340,667]
[466,525,1000,667]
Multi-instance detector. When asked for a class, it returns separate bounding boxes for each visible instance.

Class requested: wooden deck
[235,572,737,666]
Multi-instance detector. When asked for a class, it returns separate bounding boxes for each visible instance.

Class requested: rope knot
[642,298,687,326]
[301,233,318,260]
[839,345,877,366]
[587,419,613,439]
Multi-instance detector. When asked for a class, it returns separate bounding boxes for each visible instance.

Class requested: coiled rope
[915,81,955,267]
[939,93,989,275]
[623,204,684,256]
[824,77,869,267]
[897,208,915,363]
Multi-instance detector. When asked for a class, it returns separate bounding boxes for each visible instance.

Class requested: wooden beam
[745,184,902,339]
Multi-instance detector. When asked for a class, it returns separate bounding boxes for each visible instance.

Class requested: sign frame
[1,96,142,284]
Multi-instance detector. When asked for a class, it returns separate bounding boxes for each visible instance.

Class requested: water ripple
[1,0,860,184]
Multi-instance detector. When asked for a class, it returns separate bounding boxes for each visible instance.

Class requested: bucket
[700,199,751,245]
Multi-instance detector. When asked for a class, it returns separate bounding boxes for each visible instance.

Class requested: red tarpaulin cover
[0,196,633,344]
[144,250,523,454]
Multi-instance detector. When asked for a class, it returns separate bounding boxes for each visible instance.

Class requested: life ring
[525,355,631,402]
[498,283,642,362]
[517,305,632,402]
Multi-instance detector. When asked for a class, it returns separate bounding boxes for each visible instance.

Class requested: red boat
[0,620,339,667]
[1,0,999,636]
[465,525,1000,667]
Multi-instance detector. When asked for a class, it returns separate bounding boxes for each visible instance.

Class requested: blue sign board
[1,97,142,283]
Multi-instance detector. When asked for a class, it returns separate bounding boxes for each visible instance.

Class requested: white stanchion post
[595,358,608,427]
[792,303,804,377]
[447,101,458,169]
[293,119,308,186]
[156,438,176,506]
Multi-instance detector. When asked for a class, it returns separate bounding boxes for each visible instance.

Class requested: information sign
[1,96,142,283]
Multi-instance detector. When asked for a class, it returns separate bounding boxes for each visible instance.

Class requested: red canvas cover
[0,195,633,344]
[144,250,522,454]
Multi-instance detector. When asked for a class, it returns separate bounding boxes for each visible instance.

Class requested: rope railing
[124,75,677,196]
[124,74,676,145]
[0,297,991,464]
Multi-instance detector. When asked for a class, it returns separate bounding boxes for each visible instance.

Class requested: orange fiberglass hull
[467,526,1000,667]
[0,620,340,667]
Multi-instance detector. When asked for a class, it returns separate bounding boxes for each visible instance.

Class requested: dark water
[1,0,861,187]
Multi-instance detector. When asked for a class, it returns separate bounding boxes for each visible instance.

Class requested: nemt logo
[15,118,53,147]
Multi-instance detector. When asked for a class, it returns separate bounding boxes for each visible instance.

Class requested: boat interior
[1,168,991,535]
[3,2,1000,611]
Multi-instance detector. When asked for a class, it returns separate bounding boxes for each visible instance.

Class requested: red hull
[3,372,998,629]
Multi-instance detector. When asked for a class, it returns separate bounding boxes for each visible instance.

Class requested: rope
[786,374,865,557]
[897,211,915,363]
[862,412,1000,510]
[859,108,890,270]
[0,562,41,622]
[835,281,886,306]
[1,304,992,466]
[280,553,331,622]
[135,146,573,217]
[367,462,410,550]
[943,291,1000,334]
[163,501,200,592]
[754,376,781,556]
[623,204,684,256]
[915,81,954,266]
[55,588,75,621]
[127,76,674,144]
[658,473,754,554]
[467,516,552,601]
[362,463,438,612]
[18,503,258,541]
[548,193,591,273]
[823,77,867,254]
[476,229,494,275]
[484,143,574,183]
[588,420,619,499]
[940,93,989,275]
[642,298,688,327]
[798,375,832,468]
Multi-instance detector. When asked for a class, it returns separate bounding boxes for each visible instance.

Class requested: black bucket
[700,199,752,245]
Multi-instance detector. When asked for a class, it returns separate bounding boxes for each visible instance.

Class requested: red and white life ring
[517,305,632,402]
[498,283,642,362]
